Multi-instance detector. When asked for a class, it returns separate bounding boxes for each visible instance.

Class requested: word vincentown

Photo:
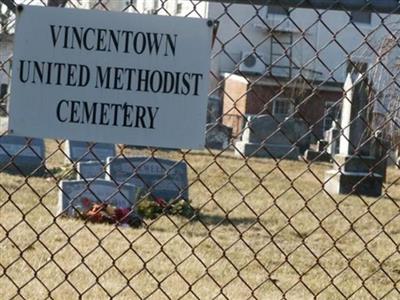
[50,25,177,56]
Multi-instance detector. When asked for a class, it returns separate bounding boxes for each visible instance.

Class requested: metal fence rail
[0,0,399,299]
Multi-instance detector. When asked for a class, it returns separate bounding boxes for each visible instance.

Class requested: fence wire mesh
[0,0,399,299]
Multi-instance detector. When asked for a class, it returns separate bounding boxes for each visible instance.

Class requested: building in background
[0,32,12,87]
[371,35,400,158]
[0,3,14,110]
[1,1,398,140]
[135,1,399,139]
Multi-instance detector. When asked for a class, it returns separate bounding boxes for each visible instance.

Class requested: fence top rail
[2,0,400,14]
[201,0,400,14]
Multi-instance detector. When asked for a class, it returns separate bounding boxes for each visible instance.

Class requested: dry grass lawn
[0,140,399,299]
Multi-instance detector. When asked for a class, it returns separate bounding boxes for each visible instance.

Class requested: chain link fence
[0,0,399,299]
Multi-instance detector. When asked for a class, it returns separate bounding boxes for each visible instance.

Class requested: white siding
[135,1,399,84]
[0,36,13,86]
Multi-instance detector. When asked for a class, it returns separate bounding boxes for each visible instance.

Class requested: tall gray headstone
[369,131,389,182]
[106,157,188,200]
[64,140,116,163]
[324,73,383,197]
[339,73,370,156]
[58,179,138,217]
[0,135,46,175]
[234,115,300,159]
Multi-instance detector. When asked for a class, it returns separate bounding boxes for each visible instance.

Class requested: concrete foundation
[304,149,331,162]
[324,170,383,197]
[235,141,299,159]
[332,155,377,173]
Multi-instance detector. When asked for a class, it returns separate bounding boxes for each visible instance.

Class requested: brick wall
[222,76,343,139]
[222,78,248,138]
[299,90,343,138]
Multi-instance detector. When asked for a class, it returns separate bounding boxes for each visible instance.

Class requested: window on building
[350,11,371,24]
[268,5,288,16]
[273,98,294,117]
[176,3,182,14]
[270,33,293,78]
[143,0,159,11]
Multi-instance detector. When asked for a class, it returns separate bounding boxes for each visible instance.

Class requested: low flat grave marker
[65,140,116,163]
[76,160,107,180]
[58,179,138,217]
[106,157,188,200]
[0,135,45,175]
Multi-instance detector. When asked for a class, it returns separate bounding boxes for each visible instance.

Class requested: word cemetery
[56,100,159,129]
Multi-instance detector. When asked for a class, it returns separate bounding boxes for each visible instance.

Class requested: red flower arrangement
[154,197,168,208]
[80,197,140,227]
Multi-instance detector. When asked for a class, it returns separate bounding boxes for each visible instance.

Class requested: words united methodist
[18,25,203,129]
[9,6,212,148]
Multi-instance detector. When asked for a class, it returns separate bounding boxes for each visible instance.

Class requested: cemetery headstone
[234,115,300,159]
[324,72,384,197]
[76,160,107,180]
[304,140,331,162]
[325,123,340,155]
[205,123,232,149]
[58,179,138,217]
[287,118,311,154]
[106,157,188,200]
[0,135,45,175]
[64,140,116,163]
[370,131,388,181]
[316,140,329,152]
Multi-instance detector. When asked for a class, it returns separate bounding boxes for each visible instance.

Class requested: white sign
[9,6,212,149]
